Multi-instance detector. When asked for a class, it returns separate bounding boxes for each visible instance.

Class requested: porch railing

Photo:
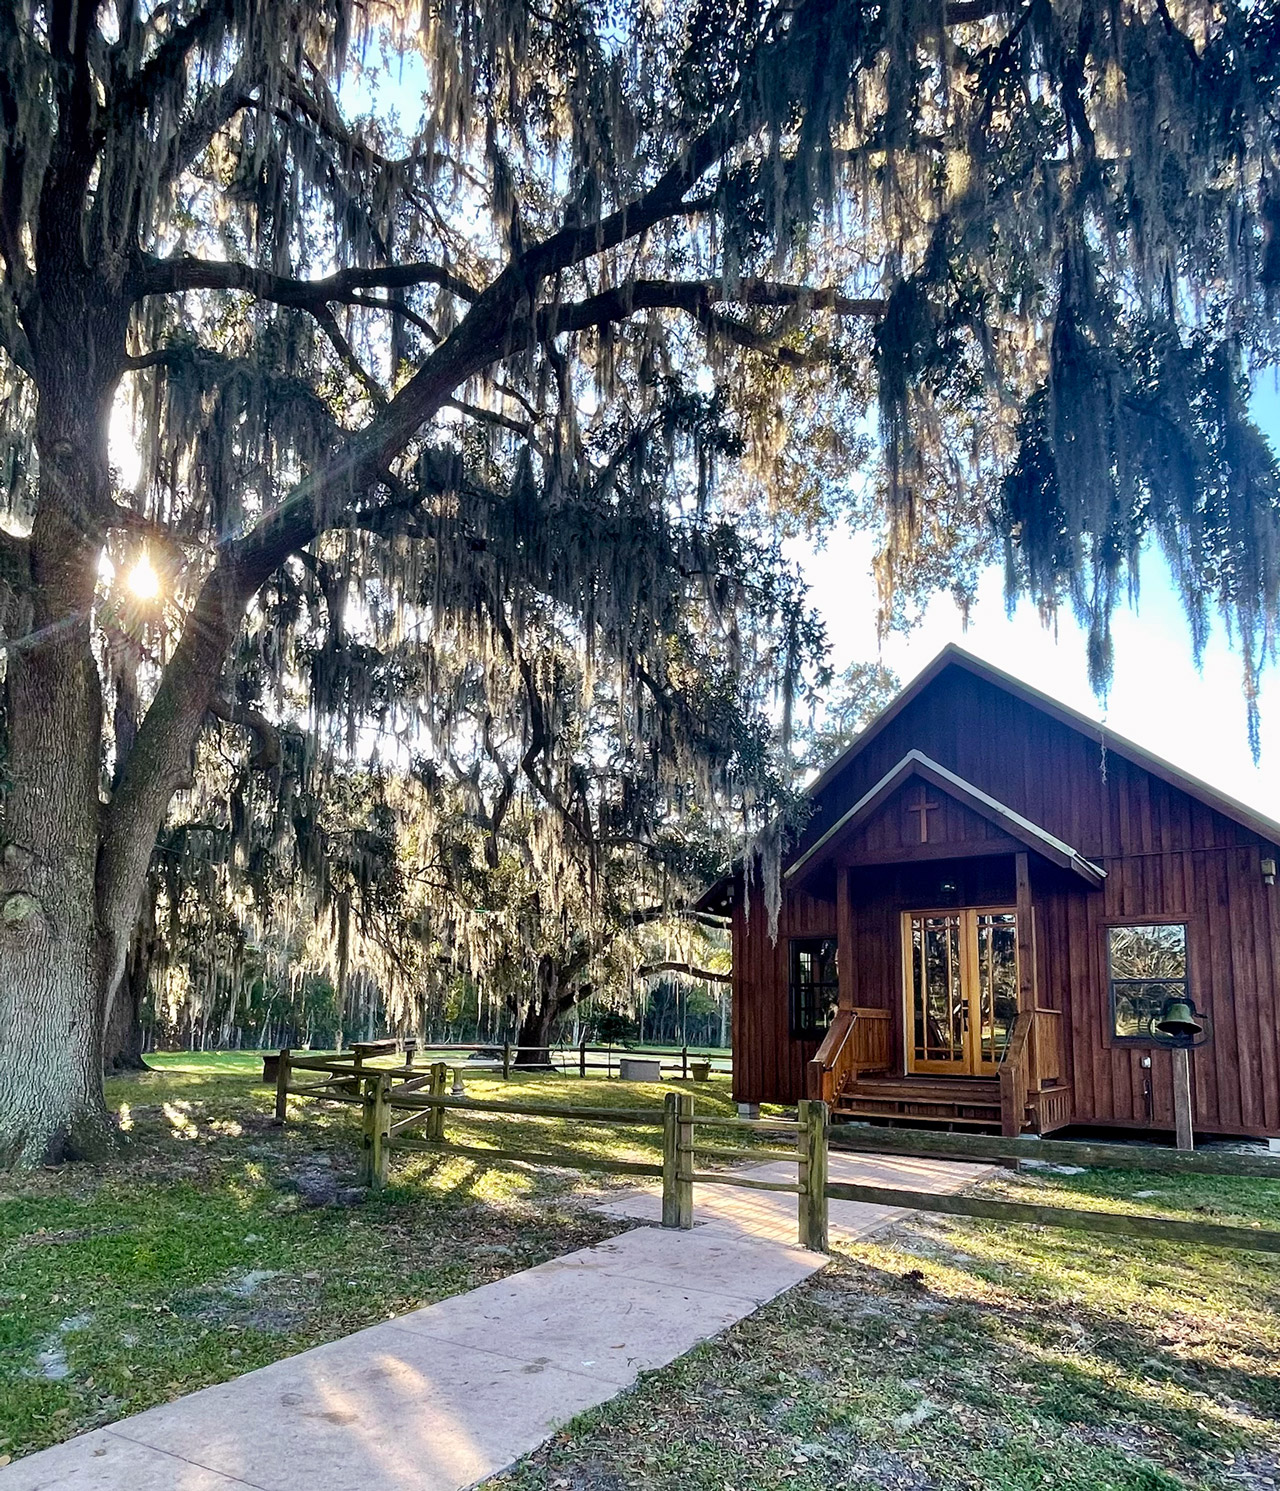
[807,1006,892,1104]
[999,1006,1069,1136]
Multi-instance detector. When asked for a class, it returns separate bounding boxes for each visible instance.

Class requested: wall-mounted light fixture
[1263,857,1277,887]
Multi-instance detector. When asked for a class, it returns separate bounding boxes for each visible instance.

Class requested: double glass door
[904,908,1019,1075]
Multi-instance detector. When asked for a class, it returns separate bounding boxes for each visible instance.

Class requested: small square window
[789,937,838,1040]
[1107,923,1189,1042]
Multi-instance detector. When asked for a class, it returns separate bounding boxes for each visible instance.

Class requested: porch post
[836,867,856,1012]
[1015,852,1035,1012]
[1014,851,1039,1121]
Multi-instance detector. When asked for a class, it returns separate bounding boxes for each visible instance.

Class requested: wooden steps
[835,1074,1003,1128]
[832,1073,1073,1134]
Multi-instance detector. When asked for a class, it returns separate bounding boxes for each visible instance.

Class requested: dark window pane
[789,937,839,1040]
[791,937,837,989]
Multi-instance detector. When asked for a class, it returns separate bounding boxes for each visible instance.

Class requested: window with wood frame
[789,937,839,1040]
[1107,923,1189,1041]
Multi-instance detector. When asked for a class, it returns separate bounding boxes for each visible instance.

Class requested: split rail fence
[274,1050,827,1247]
[272,1050,1280,1257]
[266,1039,728,1085]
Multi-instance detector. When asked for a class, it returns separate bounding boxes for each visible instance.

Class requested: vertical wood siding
[732,886,836,1105]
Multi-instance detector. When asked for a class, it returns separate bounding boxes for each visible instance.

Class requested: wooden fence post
[342,1045,364,1098]
[675,1091,694,1228]
[681,1044,688,1081]
[361,1073,391,1189]
[662,1090,680,1227]
[1172,1047,1195,1151]
[503,1041,512,1080]
[427,1061,448,1143]
[273,1048,291,1123]
[579,1030,588,1078]
[798,1098,830,1252]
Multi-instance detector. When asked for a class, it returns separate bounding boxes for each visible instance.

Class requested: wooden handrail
[808,1006,892,1103]
[998,1009,1035,1137]
[809,1010,854,1104]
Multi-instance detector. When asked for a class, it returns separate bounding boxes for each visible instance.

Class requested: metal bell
[1155,997,1203,1041]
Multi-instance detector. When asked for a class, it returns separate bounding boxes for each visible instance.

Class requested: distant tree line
[136,966,730,1055]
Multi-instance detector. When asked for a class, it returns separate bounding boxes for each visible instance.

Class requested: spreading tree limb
[134,255,482,307]
[638,961,732,984]
[206,697,283,772]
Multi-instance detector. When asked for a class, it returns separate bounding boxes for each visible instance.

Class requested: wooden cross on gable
[906,784,940,843]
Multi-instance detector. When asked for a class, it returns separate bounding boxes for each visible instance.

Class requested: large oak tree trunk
[513,959,590,1068]
[104,919,155,1075]
[0,318,139,1162]
[0,497,112,1161]
[514,998,562,1068]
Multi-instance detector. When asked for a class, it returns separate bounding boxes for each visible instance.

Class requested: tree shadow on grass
[797,1235,1280,1486]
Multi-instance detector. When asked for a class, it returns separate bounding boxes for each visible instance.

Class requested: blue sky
[791,382,1280,823]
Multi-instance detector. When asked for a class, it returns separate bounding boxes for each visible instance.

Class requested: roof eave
[800,643,1280,851]
[786,749,1106,890]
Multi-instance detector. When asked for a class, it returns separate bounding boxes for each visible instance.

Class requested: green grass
[9,1057,1279,1489]
[0,1051,740,1463]
[485,1161,1280,1491]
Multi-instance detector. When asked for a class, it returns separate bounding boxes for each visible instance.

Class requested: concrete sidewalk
[3,1150,991,1491]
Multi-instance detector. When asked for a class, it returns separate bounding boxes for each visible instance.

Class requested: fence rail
[828,1122,1280,1179]
[823,1181,1280,1252]
[271,1051,1280,1257]
[266,1040,730,1088]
